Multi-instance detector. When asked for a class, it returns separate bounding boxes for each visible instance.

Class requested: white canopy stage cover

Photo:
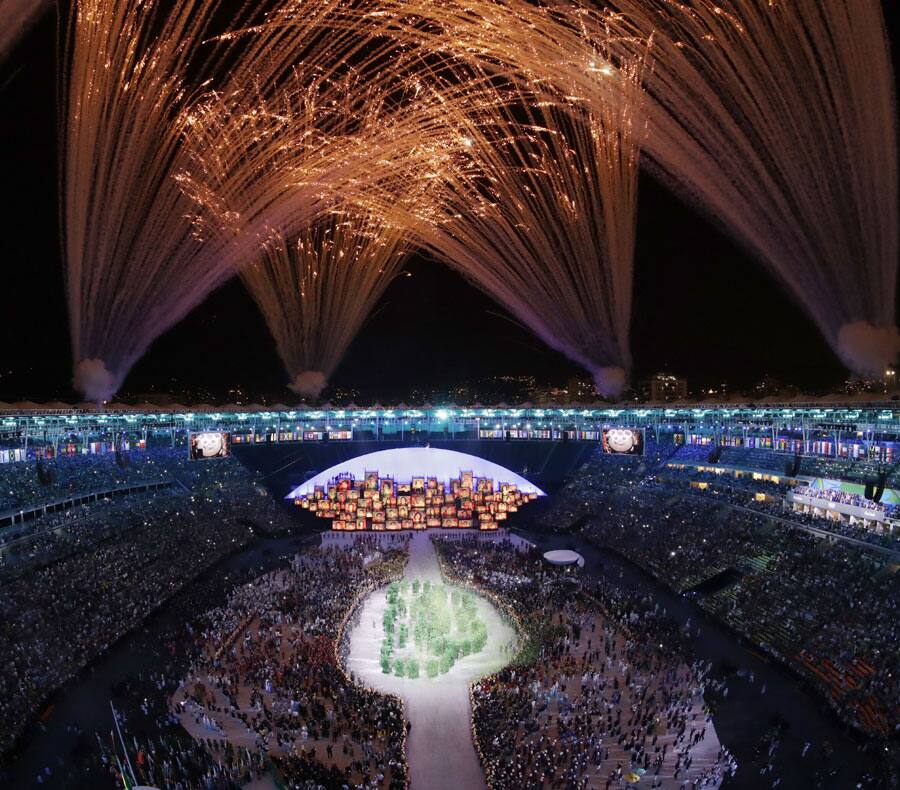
[285,446,546,499]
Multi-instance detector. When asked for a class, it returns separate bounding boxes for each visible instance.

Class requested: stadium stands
[539,445,900,738]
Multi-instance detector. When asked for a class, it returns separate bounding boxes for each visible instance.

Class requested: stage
[345,531,518,790]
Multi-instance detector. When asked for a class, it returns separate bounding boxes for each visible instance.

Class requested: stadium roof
[1,402,898,436]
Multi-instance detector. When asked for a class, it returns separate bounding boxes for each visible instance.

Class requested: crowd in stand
[18,546,306,789]
[798,454,899,489]
[0,447,190,514]
[1,495,167,572]
[542,445,900,739]
[656,465,900,550]
[2,435,898,787]
[435,537,737,789]
[758,502,900,549]
[791,485,888,513]
[0,449,297,758]
[686,445,900,489]
[702,538,899,737]
[715,447,787,474]
[0,450,295,572]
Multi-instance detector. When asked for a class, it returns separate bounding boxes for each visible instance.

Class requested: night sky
[0,4,897,403]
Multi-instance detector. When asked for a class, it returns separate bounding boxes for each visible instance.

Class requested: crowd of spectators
[95,727,267,789]
[701,537,899,737]
[0,450,297,758]
[23,546,310,789]
[797,455,899,489]
[1,450,296,572]
[435,537,737,789]
[714,447,787,474]
[0,447,190,514]
[679,445,899,489]
[541,447,900,739]
[791,485,888,513]
[758,502,900,550]
[661,463,785,498]
[655,465,900,551]
[170,537,410,789]
[2,434,897,786]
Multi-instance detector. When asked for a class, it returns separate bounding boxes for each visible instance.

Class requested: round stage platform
[543,549,585,568]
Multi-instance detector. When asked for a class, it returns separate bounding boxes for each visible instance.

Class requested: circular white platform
[543,549,585,567]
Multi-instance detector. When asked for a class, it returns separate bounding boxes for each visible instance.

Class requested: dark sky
[0,4,897,403]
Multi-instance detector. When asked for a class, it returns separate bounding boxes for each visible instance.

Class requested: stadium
[1,1,899,789]
[1,400,898,788]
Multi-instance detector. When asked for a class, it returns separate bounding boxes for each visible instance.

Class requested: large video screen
[601,428,644,456]
[189,431,230,460]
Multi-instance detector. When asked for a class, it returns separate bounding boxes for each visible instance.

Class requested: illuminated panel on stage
[285,447,545,499]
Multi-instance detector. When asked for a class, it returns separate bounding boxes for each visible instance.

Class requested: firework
[606,0,898,376]
[60,0,246,401]
[197,62,466,399]
[413,77,645,398]
[318,1,650,396]
[243,210,410,398]
[349,0,898,377]
[59,0,429,401]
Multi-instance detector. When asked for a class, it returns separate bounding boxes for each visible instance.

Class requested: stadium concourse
[0,404,897,788]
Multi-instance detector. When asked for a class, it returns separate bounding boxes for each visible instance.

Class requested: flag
[116,756,133,790]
